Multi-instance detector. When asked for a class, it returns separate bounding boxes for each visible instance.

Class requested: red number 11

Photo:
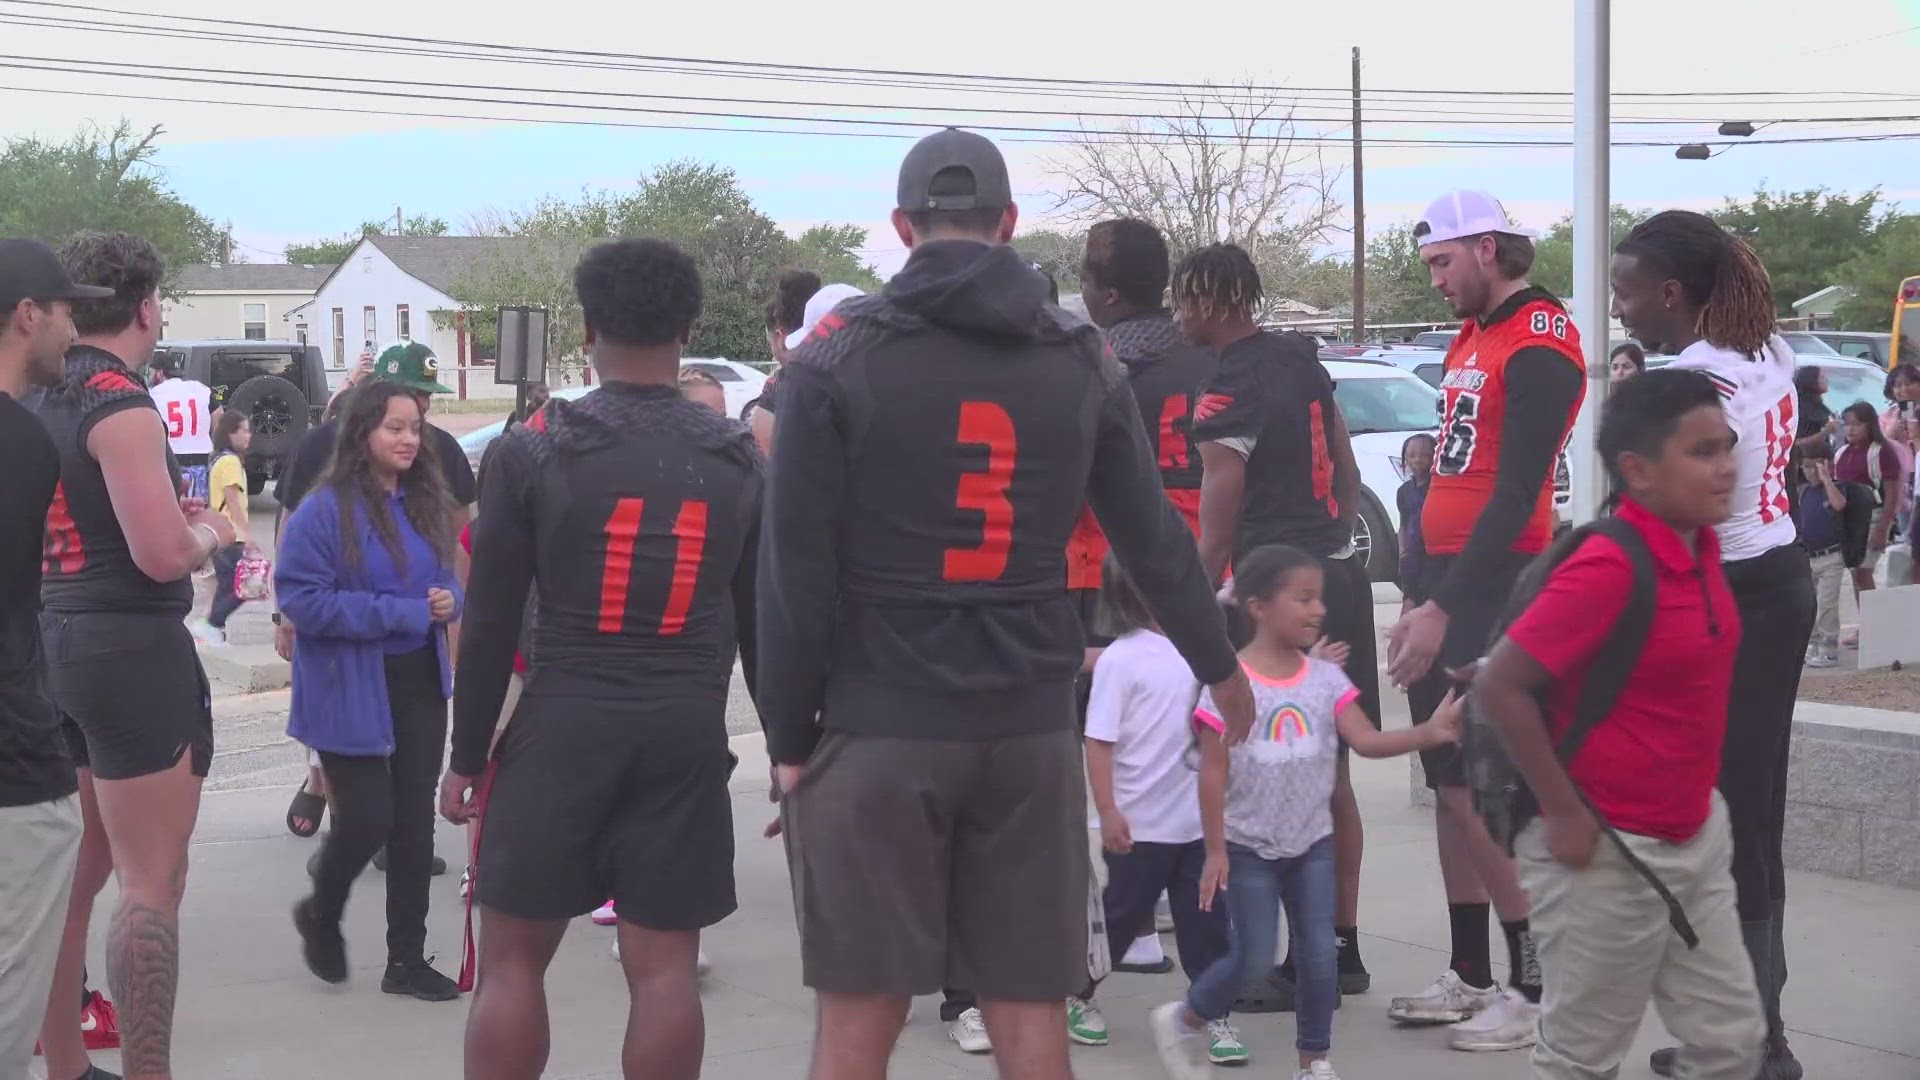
[597,498,709,634]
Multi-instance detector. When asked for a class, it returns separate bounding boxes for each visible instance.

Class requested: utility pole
[1350,46,1366,345]
[394,206,404,234]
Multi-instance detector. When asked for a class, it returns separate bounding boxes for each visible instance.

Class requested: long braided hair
[1171,243,1263,324]
[1616,210,1776,356]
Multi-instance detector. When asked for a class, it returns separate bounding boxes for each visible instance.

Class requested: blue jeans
[1187,836,1337,1054]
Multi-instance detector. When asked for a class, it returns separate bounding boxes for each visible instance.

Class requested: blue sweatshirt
[276,484,462,756]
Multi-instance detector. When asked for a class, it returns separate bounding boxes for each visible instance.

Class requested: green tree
[1713,188,1895,317]
[1527,205,1650,300]
[285,213,449,266]
[1011,229,1087,293]
[1363,225,1453,325]
[0,121,229,285]
[1833,215,1920,345]
[447,160,879,366]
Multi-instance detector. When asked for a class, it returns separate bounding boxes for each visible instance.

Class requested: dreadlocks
[1170,243,1263,323]
[1616,210,1776,356]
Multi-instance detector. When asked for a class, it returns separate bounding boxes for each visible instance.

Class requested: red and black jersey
[1424,288,1586,558]
[757,240,1236,765]
[34,346,190,618]
[449,383,763,776]
[1063,311,1218,590]
[1191,329,1350,561]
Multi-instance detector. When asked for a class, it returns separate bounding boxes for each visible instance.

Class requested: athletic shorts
[781,728,1089,1000]
[1410,553,1533,788]
[475,694,738,929]
[42,612,214,781]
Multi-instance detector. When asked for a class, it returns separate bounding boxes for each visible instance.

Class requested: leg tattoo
[107,900,180,1076]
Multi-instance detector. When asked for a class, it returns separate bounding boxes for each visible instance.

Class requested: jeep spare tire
[224,375,310,460]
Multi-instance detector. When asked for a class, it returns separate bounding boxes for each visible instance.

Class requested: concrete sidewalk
[49,708,1920,1080]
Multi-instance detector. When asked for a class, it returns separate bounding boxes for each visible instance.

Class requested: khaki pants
[0,796,82,1076]
[1518,793,1764,1080]
[1809,550,1846,656]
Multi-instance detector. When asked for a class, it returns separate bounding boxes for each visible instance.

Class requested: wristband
[191,522,220,557]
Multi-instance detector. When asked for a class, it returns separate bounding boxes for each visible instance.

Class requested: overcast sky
[2,0,1917,274]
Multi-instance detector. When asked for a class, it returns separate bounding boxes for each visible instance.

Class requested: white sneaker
[1148,1001,1211,1080]
[188,619,227,647]
[1123,932,1168,966]
[1805,651,1838,669]
[1387,970,1500,1024]
[1294,1060,1340,1080]
[591,900,618,925]
[949,1007,992,1054]
[1448,988,1539,1051]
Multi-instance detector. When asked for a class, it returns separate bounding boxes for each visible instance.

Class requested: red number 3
[943,402,1018,582]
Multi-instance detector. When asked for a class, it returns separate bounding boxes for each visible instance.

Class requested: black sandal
[286,785,325,838]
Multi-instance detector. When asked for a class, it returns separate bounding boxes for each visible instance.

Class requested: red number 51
[943,402,1018,582]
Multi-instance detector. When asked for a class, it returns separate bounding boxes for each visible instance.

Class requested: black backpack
[1464,516,1699,948]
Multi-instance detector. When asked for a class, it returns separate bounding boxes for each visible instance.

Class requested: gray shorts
[781,728,1089,1000]
[0,796,81,1076]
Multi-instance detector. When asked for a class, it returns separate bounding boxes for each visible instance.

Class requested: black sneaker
[371,848,449,876]
[78,1066,123,1080]
[382,957,460,1002]
[1336,936,1371,994]
[1760,1037,1804,1080]
[293,898,348,984]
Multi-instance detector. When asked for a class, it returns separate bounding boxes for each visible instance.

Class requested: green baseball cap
[373,341,451,394]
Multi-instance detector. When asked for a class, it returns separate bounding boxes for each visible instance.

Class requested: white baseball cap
[786,283,867,350]
[1413,190,1538,248]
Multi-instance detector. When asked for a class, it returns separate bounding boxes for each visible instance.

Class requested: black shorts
[476,694,738,929]
[1070,587,1111,731]
[42,612,213,781]
[1410,553,1533,788]
[781,728,1089,1000]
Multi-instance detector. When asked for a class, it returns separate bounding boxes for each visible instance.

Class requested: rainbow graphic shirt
[1195,658,1359,858]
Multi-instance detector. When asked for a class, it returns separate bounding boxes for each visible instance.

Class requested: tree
[1361,224,1452,326]
[445,160,880,367]
[1011,229,1087,293]
[1713,188,1895,317]
[0,121,229,284]
[1833,214,1920,342]
[1527,205,1651,300]
[285,214,450,266]
[1044,81,1342,316]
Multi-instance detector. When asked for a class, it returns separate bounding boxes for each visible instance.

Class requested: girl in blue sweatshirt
[276,381,464,1001]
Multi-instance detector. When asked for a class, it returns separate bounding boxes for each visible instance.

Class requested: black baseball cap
[0,238,114,313]
[896,128,1013,212]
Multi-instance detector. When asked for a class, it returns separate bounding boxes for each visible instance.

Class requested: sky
[2,0,1918,277]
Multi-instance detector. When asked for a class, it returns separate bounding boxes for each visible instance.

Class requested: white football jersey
[1667,335,1799,562]
[149,377,215,456]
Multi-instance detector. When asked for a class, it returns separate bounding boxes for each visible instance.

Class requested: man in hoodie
[758,128,1252,1080]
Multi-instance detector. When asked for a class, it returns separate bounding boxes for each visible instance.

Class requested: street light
[1678,121,1755,159]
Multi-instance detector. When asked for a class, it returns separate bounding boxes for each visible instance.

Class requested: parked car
[1412,329,1458,350]
[152,340,330,494]
[456,358,766,473]
[1779,331,1839,355]
[1326,345,1448,389]
[1807,331,1908,368]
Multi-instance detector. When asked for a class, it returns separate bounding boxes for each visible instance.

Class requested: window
[295,322,309,346]
[682,362,739,382]
[363,307,377,349]
[396,304,411,341]
[331,308,345,368]
[1836,340,1877,361]
[1329,372,1443,435]
[243,302,268,340]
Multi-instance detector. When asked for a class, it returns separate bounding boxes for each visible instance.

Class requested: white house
[162,263,332,342]
[1793,285,1851,330]
[286,234,563,398]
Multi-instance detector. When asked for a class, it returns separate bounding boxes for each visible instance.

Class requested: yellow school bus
[1893,274,1920,369]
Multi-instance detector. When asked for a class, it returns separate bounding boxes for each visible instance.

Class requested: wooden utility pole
[1351,46,1366,345]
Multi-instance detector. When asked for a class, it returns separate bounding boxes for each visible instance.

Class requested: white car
[1321,359,1444,582]
[456,358,765,473]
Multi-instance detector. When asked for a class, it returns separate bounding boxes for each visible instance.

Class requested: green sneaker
[1067,997,1110,1046]
[1207,1019,1250,1066]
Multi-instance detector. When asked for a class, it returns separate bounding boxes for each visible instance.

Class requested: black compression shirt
[35,346,191,617]
[450,383,764,776]
[0,393,76,807]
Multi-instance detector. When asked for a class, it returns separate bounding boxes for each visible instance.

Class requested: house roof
[172,263,335,292]
[1792,285,1851,311]
[365,234,585,294]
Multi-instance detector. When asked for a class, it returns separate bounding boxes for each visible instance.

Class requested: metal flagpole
[1568,0,1612,525]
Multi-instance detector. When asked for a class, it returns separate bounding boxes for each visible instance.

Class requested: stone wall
[1407,700,1920,889]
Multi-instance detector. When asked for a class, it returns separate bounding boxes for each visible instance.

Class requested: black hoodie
[756,240,1237,764]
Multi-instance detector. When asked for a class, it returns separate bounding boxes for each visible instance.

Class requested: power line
[4,0,1918,106]
[8,79,1920,153]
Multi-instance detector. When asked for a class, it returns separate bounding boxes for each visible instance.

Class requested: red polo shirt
[1504,497,1741,843]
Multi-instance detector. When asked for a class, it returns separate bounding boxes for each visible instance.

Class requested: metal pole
[1351,47,1366,346]
[1568,0,1611,524]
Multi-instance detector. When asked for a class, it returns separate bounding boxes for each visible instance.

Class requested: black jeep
[152,340,330,494]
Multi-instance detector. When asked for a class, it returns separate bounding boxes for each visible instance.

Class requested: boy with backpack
[1469,369,1764,1080]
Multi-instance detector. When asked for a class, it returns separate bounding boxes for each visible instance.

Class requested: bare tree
[1045,81,1344,317]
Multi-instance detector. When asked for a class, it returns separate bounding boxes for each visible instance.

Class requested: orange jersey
[1423,295,1586,557]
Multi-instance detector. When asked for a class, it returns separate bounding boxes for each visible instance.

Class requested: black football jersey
[35,346,190,617]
